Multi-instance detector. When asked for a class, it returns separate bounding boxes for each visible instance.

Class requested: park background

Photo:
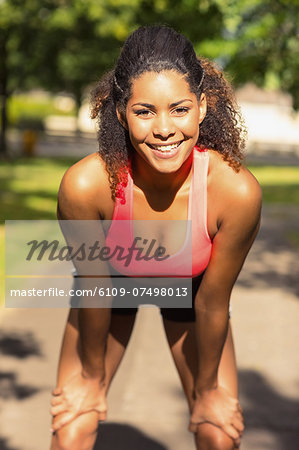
[0,1,299,449]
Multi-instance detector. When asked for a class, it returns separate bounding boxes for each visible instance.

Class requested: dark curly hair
[90,25,246,200]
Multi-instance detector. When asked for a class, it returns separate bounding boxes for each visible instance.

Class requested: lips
[145,140,183,160]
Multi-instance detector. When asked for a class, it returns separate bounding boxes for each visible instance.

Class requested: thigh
[51,308,137,448]
[162,318,238,411]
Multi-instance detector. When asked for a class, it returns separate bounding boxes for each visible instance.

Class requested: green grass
[249,166,299,204]
[0,157,77,221]
[1,161,299,304]
[286,231,299,248]
[0,157,77,305]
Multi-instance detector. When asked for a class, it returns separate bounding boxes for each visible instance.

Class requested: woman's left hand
[50,371,107,432]
[188,386,244,443]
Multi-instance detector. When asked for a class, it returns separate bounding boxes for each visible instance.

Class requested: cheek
[128,120,150,143]
[179,115,199,138]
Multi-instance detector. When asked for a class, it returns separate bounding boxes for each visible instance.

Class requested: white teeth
[152,142,180,151]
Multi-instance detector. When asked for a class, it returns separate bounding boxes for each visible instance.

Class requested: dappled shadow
[0,437,19,450]
[93,423,168,450]
[0,331,43,358]
[0,372,40,400]
[0,331,43,398]
[236,205,299,297]
[239,369,299,450]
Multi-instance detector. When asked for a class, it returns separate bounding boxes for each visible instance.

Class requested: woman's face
[119,70,206,174]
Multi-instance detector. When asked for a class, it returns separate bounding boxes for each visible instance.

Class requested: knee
[53,426,86,450]
[53,420,97,450]
[195,423,236,450]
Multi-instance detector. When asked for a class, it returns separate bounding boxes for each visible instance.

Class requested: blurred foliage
[1,0,299,153]
[7,94,76,127]
[0,0,139,105]
[1,0,298,105]
[224,0,299,109]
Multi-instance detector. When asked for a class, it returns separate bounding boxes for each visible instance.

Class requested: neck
[131,151,193,195]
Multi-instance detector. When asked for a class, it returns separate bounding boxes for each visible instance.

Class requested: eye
[172,107,190,115]
[134,109,153,117]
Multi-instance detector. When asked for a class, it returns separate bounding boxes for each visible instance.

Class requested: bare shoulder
[58,152,113,219]
[208,150,262,228]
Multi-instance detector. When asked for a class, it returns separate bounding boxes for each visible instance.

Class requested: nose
[153,113,175,139]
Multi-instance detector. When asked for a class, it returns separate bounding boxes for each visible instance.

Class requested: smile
[147,141,182,152]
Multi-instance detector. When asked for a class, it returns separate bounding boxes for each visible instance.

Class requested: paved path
[1,205,299,450]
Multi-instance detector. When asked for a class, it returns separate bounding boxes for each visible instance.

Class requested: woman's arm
[51,156,112,430]
[190,169,262,439]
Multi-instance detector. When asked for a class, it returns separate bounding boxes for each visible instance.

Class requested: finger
[233,410,244,424]
[234,418,245,435]
[51,412,76,432]
[50,404,69,417]
[237,411,244,422]
[97,410,107,422]
[51,396,63,406]
[52,387,62,396]
[236,402,243,414]
[223,424,240,440]
[234,411,245,428]
[232,417,244,432]
[188,421,201,434]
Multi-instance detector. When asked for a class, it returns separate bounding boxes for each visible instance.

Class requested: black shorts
[111,275,203,322]
[71,274,204,322]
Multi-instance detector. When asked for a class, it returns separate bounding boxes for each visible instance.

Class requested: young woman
[50,26,262,450]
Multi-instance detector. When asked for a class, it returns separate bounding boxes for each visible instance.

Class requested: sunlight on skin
[1,159,299,305]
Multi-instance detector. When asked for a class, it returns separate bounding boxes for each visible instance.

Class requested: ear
[116,108,128,130]
[198,93,207,124]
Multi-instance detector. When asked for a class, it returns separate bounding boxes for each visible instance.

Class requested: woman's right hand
[50,371,108,432]
[189,385,244,444]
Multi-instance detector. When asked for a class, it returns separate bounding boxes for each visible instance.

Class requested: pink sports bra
[106,147,212,277]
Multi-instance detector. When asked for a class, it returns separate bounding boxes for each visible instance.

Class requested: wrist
[81,365,106,383]
[195,386,218,402]
[195,379,218,396]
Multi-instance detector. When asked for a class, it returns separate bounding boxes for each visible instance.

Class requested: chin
[151,159,187,174]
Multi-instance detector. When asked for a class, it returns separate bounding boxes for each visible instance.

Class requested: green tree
[1,0,298,156]
[0,0,138,155]
[0,0,48,155]
[134,0,224,44]
[224,0,299,108]
[34,0,139,115]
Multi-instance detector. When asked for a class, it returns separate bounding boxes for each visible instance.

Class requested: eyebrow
[131,99,193,108]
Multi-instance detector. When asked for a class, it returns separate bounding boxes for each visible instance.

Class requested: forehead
[128,70,193,103]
